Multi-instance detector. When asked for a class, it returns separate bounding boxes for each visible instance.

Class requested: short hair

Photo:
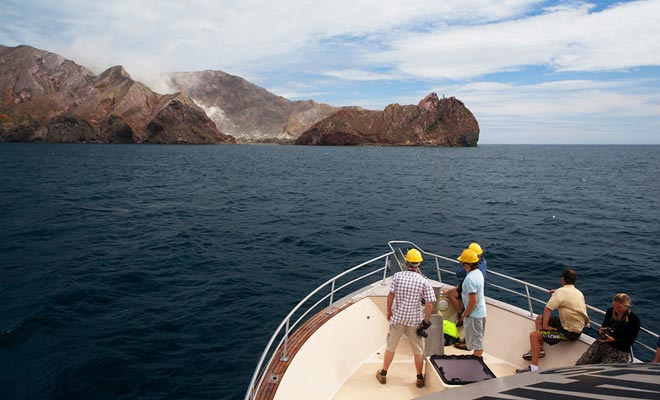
[613,293,631,307]
[562,269,577,285]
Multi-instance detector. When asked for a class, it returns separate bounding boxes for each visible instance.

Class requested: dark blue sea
[1,143,659,400]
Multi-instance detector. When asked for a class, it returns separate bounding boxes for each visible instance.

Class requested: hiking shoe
[416,374,425,388]
[521,350,545,361]
[376,369,387,384]
[515,366,532,374]
[454,341,468,350]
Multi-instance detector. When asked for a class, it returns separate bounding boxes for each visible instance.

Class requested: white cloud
[375,0,660,79]
[1,0,544,73]
[321,69,401,81]
[453,79,660,117]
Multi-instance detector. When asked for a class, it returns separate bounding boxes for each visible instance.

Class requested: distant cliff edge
[295,93,479,146]
[0,44,480,146]
[0,45,235,144]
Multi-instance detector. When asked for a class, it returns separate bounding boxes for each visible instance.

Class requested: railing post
[326,280,336,314]
[524,285,534,317]
[435,257,442,284]
[381,255,390,284]
[280,319,290,362]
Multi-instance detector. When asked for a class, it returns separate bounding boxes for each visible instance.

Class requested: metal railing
[244,252,394,400]
[244,241,659,400]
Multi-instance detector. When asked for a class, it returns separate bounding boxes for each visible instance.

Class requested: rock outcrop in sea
[0,45,235,144]
[295,93,479,146]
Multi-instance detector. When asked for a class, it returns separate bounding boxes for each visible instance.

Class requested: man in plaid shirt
[376,248,436,388]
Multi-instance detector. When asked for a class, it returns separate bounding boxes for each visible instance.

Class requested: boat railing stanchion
[435,257,442,284]
[524,284,534,317]
[381,256,390,285]
[326,280,336,315]
[280,319,290,362]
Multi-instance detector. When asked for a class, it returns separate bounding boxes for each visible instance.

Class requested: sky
[1,0,660,144]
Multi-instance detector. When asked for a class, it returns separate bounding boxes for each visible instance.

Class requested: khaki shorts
[464,316,486,350]
[386,324,424,355]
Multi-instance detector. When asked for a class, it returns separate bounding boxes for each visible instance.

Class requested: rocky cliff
[1,45,480,146]
[0,45,235,144]
[166,71,341,143]
[295,93,479,146]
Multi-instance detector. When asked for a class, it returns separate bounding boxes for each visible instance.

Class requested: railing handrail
[245,241,659,400]
[244,252,393,400]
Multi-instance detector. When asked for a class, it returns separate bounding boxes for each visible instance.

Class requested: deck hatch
[430,354,496,385]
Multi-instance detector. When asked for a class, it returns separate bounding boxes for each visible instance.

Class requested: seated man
[445,242,487,327]
[516,268,590,373]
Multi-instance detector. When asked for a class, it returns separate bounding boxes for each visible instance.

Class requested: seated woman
[576,293,640,365]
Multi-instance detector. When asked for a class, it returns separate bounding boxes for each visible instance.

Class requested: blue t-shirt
[461,269,486,319]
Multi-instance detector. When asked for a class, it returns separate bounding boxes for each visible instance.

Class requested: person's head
[562,268,577,285]
[468,242,483,260]
[404,248,423,269]
[457,248,479,270]
[612,293,631,313]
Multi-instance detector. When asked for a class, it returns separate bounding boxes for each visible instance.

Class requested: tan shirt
[545,284,590,333]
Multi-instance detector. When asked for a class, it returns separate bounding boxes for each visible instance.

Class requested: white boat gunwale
[244,241,659,400]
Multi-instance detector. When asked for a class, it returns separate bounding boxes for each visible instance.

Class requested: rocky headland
[1,44,480,146]
[0,45,234,144]
[295,93,479,146]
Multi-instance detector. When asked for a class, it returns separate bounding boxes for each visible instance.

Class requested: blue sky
[2,0,660,144]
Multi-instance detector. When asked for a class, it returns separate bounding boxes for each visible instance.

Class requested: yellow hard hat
[468,242,483,255]
[457,248,479,264]
[405,248,423,264]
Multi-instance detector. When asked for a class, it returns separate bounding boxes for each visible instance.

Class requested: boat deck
[333,328,518,399]
[255,278,594,400]
[246,242,660,400]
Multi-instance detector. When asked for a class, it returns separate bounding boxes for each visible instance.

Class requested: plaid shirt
[390,270,436,326]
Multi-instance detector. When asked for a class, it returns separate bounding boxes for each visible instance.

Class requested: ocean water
[1,143,659,400]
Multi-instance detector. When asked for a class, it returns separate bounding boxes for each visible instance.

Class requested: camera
[417,320,431,337]
[599,327,614,340]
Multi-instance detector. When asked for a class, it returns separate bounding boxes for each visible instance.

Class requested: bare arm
[424,300,433,322]
[464,293,477,317]
[387,292,394,321]
[542,307,555,330]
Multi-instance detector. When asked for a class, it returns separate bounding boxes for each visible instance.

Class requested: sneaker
[416,374,425,388]
[515,366,532,374]
[454,341,468,350]
[376,369,387,384]
[521,350,545,361]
